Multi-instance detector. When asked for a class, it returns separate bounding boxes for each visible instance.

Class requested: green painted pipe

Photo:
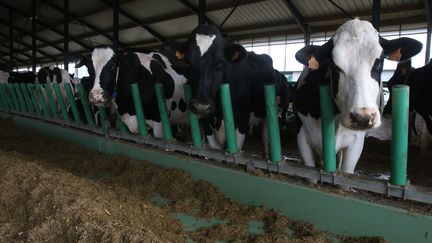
[98,107,108,135]
[116,112,128,133]
[390,85,409,186]
[26,84,41,114]
[319,85,336,173]
[0,84,9,109]
[64,83,81,123]
[183,84,202,148]
[1,84,13,110]
[130,83,148,137]
[43,84,59,118]
[20,83,35,114]
[35,84,50,117]
[264,84,282,163]
[76,84,95,126]
[7,84,20,111]
[155,83,173,141]
[220,84,238,154]
[53,83,69,121]
[13,83,28,113]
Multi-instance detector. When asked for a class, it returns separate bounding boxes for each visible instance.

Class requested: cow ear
[380,36,423,61]
[224,44,247,63]
[295,39,333,68]
[160,40,187,60]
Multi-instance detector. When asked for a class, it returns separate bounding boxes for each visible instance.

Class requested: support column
[372,0,381,31]
[198,0,206,26]
[9,9,13,71]
[31,0,36,73]
[425,0,431,63]
[113,0,119,52]
[64,0,69,71]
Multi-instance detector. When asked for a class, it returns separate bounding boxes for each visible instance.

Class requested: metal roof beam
[0,32,55,61]
[177,0,217,26]
[283,0,308,33]
[99,0,166,42]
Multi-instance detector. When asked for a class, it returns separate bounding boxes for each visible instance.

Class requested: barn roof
[0,0,428,68]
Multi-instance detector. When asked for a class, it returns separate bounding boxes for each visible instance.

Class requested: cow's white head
[88,46,118,107]
[296,19,422,130]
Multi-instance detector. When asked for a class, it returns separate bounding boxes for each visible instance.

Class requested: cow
[294,19,422,176]
[87,45,188,138]
[162,24,287,153]
[367,60,432,151]
[8,71,36,83]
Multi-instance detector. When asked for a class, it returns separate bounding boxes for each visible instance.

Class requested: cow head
[37,66,54,83]
[172,25,247,116]
[296,19,422,130]
[87,46,118,107]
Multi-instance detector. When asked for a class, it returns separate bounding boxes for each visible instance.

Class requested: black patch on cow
[178,98,187,112]
[99,54,118,96]
[52,67,62,83]
[152,54,167,69]
[329,63,340,98]
[371,58,384,81]
[171,101,177,111]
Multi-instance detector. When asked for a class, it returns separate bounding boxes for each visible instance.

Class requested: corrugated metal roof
[0,0,428,68]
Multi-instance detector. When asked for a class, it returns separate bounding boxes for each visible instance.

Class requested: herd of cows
[1,19,431,178]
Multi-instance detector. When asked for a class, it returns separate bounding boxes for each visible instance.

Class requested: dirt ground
[0,118,388,242]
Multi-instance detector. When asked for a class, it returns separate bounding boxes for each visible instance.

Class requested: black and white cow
[7,71,36,83]
[294,19,422,175]
[164,24,284,151]
[87,46,188,137]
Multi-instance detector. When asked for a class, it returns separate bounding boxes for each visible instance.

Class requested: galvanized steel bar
[130,83,148,137]
[35,83,50,117]
[43,84,59,118]
[390,85,409,186]
[155,83,173,141]
[76,83,95,126]
[264,84,282,163]
[183,84,202,148]
[116,112,128,133]
[20,83,35,113]
[220,84,238,154]
[64,83,81,123]
[52,83,69,121]
[1,84,13,110]
[26,84,41,114]
[13,83,28,112]
[319,85,336,173]
[0,85,6,109]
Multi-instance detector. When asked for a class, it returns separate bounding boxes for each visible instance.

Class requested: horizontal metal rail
[2,107,432,205]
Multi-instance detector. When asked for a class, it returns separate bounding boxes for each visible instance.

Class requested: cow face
[299,19,422,130]
[37,66,54,84]
[176,25,246,116]
[88,46,118,107]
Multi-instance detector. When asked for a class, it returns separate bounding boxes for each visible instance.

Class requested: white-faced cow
[87,46,188,137]
[164,24,288,152]
[294,19,422,175]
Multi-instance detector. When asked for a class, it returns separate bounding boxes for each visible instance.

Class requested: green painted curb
[2,113,432,243]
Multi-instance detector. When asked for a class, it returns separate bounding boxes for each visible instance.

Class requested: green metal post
[26,84,41,114]
[220,84,238,154]
[183,84,202,148]
[130,83,148,137]
[76,83,95,126]
[390,85,409,186]
[264,84,282,163]
[35,84,50,117]
[116,112,128,133]
[319,85,336,173]
[43,84,58,118]
[1,84,13,110]
[13,83,28,113]
[7,84,20,111]
[155,83,173,141]
[98,107,108,135]
[20,83,35,113]
[64,83,81,123]
[53,83,69,121]
[0,84,8,110]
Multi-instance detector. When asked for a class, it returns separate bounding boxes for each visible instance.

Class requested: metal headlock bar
[0,82,431,204]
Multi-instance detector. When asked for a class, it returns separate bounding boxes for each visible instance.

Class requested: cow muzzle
[345,107,379,130]
[89,89,108,106]
[189,100,211,116]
